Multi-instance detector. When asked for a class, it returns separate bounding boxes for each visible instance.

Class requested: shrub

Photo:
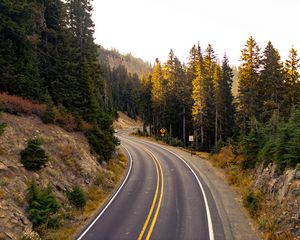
[20,138,49,171]
[0,122,6,136]
[87,127,119,162]
[243,189,262,217]
[27,181,60,228]
[168,137,183,147]
[20,229,41,240]
[67,186,86,208]
[41,106,55,124]
[0,93,46,116]
[0,111,7,136]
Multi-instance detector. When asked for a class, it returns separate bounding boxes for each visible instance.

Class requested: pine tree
[284,48,300,109]
[139,74,153,134]
[151,58,166,134]
[237,36,262,134]
[0,1,44,100]
[191,44,205,147]
[192,44,216,150]
[221,54,235,140]
[260,41,285,121]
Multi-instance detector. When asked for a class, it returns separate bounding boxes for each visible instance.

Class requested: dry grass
[194,151,210,159]
[12,189,25,206]
[45,225,78,240]
[0,189,5,199]
[83,186,107,217]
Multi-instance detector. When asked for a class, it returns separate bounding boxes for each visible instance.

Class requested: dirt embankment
[0,113,126,239]
[113,111,142,131]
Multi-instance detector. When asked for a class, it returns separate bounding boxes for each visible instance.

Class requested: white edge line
[137,139,215,240]
[77,145,133,240]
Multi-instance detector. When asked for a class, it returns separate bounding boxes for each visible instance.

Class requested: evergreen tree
[260,41,285,121]
[139,75,153,134]
[151,58,166,134]
[221,54,235,140]
[284,48,300,109]
[237,36,262,134]
[0,0,44,100]
[192,44,216,150]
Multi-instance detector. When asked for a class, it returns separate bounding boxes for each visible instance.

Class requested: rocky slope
[0,113,103,239]
[254,163,300,239]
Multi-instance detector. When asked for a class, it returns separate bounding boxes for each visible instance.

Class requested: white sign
[189,135,194,142]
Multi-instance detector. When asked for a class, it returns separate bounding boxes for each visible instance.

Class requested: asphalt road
[77,134,225,240]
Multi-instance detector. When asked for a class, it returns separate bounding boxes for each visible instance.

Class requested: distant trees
[136,35,299,167]
[137,44,235,150]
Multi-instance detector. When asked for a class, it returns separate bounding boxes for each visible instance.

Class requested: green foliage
[27,181,60,228]
[239,106,300,172]
[67,186,86,208]
[243,189,262,217]
[87,127,119,163]
[0,119,6,136]
[20,138,48,171]
[236,36,262,134]
[41,94,55,124]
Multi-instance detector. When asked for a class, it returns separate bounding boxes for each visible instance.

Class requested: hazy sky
[92,0,300,66]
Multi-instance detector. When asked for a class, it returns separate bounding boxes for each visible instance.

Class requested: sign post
[189,135,194,156]
[160,128,167,142]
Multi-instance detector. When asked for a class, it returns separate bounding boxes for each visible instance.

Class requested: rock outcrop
[254,163,300,237]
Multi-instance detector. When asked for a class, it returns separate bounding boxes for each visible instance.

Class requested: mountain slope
[98,46,152,77]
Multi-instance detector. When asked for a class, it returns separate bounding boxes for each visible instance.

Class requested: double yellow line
[120,137,164,240]
[137,149,164,240]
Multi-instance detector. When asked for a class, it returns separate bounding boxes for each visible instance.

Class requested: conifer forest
[0,0,299,172]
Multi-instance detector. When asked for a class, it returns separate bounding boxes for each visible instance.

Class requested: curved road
[77,134,225,240]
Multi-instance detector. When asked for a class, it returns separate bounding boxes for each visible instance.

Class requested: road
[77,133,226,240]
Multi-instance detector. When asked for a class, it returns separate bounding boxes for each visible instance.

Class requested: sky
[92,0,300,66]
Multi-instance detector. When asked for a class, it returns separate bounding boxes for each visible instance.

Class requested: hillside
[98,46,152,77]
[0,113,126,239]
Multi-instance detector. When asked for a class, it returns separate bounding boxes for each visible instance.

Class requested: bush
[168,137,183,147]
[0,93,46,116]
[20,229,41,240]
[211,139,225,154]
[27,181,60,228]
[20,138,49,171]
[87,126,119,162]
[0,111,7,136]
[67,186,86,208]
[41,106,55,124]
[0,122,6,136]
[243,189,262,217]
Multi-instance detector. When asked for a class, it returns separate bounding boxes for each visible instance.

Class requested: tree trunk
[215,108,218,146]
[183,107,186,147]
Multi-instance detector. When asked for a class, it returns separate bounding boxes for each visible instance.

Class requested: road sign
[189,135,194,142]
[160,128,166,137]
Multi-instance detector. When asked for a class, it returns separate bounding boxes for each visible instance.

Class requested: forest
[0,0,299,171]
[134,38,300,171]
